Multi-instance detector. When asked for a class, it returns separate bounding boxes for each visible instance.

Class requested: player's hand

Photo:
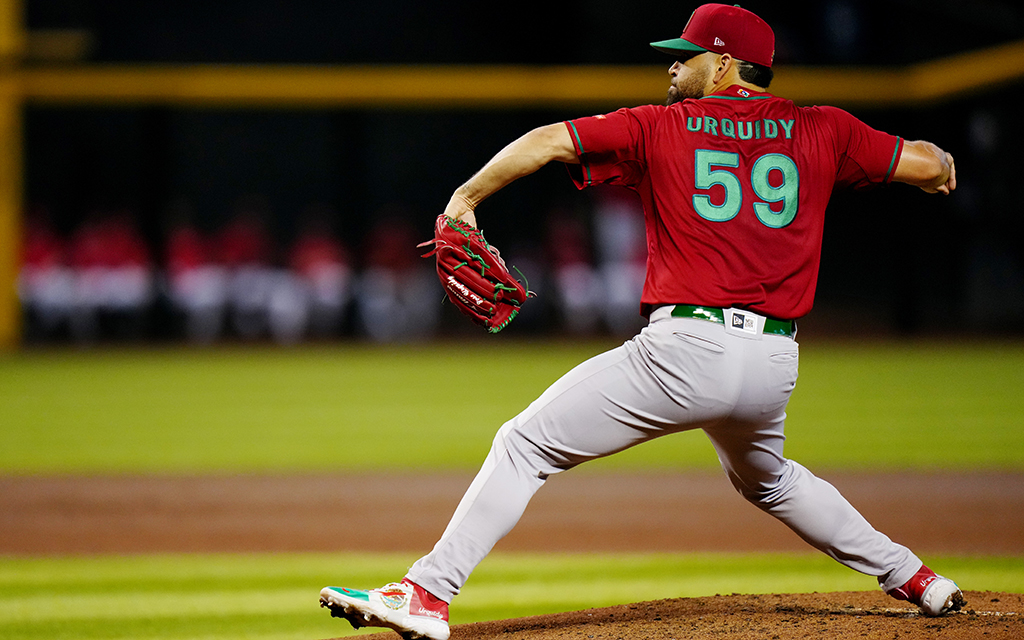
[934,153,956,195]
[894,141,956,195]
[921,150,955,195]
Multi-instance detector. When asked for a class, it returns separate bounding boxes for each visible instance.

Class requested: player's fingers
[946,154,956,193]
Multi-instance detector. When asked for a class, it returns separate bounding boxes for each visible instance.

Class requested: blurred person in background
[164,201,229,344]
[545,208,601,334]
[216,196,277,341]
[19,205,75,341]
[499,238,549,333]
[355,207,439,342]
[67,208,154,342]
[276,203,353,342]
[591,187,648,335]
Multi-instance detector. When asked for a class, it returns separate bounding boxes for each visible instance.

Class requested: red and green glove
[418,214,532,333]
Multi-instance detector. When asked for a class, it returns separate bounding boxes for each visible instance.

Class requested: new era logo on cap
[714,37,725,46]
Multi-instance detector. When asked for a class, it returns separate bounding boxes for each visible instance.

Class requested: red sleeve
[564,106,661,189]
[821,106,904,190]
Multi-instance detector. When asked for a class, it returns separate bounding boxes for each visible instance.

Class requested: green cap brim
[650,38,708,57]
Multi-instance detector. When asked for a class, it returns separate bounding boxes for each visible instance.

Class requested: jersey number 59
[693,149,799,228]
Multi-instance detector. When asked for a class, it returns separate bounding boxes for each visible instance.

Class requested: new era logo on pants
[731,312,757,334]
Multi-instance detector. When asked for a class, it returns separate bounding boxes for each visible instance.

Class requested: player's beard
[666,68,709,105]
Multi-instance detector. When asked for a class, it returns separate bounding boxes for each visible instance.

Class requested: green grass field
[1,339,1022,640]
[1,340,1022,473]
[2,552,1022,640]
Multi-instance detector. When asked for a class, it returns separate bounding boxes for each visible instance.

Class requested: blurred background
[6,0,1024,347]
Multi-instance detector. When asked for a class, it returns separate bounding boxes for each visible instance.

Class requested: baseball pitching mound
[342,591,1023,640]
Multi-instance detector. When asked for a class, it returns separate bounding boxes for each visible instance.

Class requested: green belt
[670,304,796,338]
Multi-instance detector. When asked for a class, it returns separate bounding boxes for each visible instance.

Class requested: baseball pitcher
[321,5,962,639]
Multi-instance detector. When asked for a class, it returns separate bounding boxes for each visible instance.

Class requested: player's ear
[713,54,732,82]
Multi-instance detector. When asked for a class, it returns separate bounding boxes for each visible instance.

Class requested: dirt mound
[346,591,1024,640]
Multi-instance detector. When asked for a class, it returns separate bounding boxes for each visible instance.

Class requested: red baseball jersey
[564,85,903,320]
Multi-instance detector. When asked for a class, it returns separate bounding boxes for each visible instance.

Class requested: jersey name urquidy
[685,116,795,141]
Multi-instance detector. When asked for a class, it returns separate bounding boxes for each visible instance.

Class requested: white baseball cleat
[887,565,965,616]
[320,579,450,640]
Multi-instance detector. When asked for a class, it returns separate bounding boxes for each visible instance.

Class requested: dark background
[20,0,1024,338]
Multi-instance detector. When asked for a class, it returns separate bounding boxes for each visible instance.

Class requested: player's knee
[725,468,788,507]
[496,420,565,478]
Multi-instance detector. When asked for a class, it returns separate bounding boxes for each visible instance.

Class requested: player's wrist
[444,193,478,226]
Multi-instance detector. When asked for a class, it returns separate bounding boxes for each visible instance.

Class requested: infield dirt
[418,590,1024,640]
[2,471,1022,639]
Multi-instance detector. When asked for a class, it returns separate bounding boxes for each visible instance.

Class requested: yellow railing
[2,5,1024,347]
[13,37,1024,109]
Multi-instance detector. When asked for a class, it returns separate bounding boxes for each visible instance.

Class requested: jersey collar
[701,84,773,100]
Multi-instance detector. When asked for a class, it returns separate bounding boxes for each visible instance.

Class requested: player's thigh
[703,415,788,496]
[703,338,799,492]
[503,322,736,472]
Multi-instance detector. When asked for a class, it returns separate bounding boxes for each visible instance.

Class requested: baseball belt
[670,304,796,338]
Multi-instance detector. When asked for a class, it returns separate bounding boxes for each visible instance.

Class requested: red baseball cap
[650,3,775,68]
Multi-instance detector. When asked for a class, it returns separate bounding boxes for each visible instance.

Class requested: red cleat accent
[887,565,965,616]
[403,579,449,624]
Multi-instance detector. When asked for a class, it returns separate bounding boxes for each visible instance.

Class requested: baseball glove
[418,214,532,333]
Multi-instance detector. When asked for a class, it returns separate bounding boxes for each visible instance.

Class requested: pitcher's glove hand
[418,214,532,333]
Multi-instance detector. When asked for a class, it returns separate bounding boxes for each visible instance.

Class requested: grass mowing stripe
[1,589,315,622]
[1,552,1022,640]
[0,553,418,595]
[1,341,1021,473]
[0,343,613,474]
[1,613,337,640]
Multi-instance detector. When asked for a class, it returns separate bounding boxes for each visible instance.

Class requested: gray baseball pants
[407,307,922,602]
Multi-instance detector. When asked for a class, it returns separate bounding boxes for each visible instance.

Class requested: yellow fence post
[0,80,20,350]
[0,0,23,349]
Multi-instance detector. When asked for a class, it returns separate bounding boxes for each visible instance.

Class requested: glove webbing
[489,308,520,333]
